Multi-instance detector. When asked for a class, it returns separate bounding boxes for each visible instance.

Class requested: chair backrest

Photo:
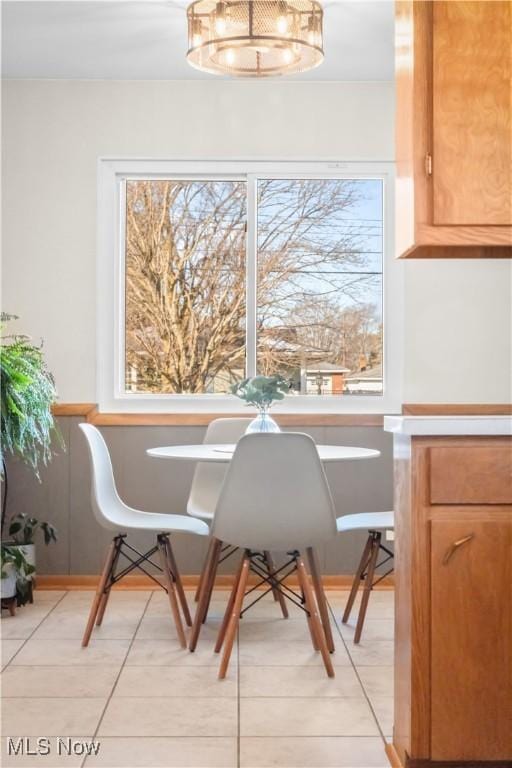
[212,432,337,551]
[79,423,125,530]
[187,417,252,519]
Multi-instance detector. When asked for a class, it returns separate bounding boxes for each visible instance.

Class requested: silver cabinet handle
[442,534,474,565]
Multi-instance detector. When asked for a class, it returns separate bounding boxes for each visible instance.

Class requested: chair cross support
[81,532,191,649]
[241,551,306,616]
[214,548,335,679]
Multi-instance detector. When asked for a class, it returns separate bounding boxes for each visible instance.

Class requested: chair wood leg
[189,538,222,652]
[354,533,380,644]
[219,554,250,679]
[296,554,334,678]
[342,534,373,624]
[195,539,214,602]
[215,554,245,653]
[263,550,289,619]
[157,535,187,649]
[82,538,119,647]
[164,536,192,627]
[306,546,334,653]
[202,538,222,624]
[96,537,123,627]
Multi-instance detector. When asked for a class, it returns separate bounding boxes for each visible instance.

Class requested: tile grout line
[81,589,154,768]
[2,590,69,668]
[326,595,389,746]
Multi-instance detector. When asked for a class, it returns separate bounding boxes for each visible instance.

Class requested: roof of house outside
[305,362,351,374]
[346,364,383,381]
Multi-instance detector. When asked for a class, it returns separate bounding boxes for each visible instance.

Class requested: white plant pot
[1,563,17,599]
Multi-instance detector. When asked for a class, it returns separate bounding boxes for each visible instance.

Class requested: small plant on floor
[8,513,58,547]
[1,543,35,610]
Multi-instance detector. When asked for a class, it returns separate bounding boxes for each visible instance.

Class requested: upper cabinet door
[395,0,512,258]
[433,2,512,225]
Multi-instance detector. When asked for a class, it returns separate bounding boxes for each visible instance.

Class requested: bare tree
[125,179,382,394]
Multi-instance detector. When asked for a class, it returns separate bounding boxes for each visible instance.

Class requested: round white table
[147,443,380,463]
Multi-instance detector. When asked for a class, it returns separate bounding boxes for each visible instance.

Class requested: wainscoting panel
[4,417,394,577]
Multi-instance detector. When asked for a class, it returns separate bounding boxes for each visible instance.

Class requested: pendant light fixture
[186,1,324,78]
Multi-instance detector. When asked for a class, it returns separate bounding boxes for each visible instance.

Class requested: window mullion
[246,174,258,378]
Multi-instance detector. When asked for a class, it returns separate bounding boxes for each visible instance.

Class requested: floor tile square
[83,737,237,767]
[1,666,118,698]
[356,666,394,698]
[240,666,363,698]
[1,639,25,668]
[98,697,238,737]
[114,665,237,697]
[346,640,394,667]
[240,697,380,737]
[0,698,106,736]
[240,736,390,767]
[11,638,130,667]
[238,618,351,667]
[1,606,58,640]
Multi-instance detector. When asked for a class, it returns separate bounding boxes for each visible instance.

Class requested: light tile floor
[1,588,394,768]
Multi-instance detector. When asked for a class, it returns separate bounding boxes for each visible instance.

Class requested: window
[98,160,402,412]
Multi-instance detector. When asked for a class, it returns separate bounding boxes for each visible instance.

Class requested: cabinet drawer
[430,445,512,504]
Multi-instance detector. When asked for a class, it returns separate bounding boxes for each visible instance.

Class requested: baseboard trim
[386,743,404,768]
[35,573,395,591]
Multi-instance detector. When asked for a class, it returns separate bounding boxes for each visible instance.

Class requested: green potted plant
[231,375,290,433]
[7,513,58,579]
[1,543,35,613]
[0,314,62,606]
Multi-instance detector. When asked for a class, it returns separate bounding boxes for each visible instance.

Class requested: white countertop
[384,415,512,436]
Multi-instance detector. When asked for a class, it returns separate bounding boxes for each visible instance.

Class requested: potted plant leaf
[8,513,58,579]
[0,314,62,607]
[1,543,36,615]
[231,375,290,433]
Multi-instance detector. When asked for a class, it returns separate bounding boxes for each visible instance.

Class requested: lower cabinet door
[430,517,512,761]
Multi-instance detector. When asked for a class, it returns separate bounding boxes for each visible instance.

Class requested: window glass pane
[125,180,246,394]
[256,178,383,396]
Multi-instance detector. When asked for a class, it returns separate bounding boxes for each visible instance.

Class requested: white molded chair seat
[187,417,251,521]
[79,423,209,650]
[336,511,394,534]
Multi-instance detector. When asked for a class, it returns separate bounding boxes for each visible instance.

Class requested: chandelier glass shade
[186,1,324,77]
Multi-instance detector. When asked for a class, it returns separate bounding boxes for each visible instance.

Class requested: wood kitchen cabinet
[395,1,512,258]
[391,433,512,766]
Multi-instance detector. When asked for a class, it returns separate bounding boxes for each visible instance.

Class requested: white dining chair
[337,511,394,643]
[187,417,288,645]
[79,423,209,648]
[195,431,338,679]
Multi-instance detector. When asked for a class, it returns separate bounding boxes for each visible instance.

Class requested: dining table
[146,437,381,655]
[146,442,381,463]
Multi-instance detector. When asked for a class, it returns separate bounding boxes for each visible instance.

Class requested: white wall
[404,260,512,403]
[2,79,511,405]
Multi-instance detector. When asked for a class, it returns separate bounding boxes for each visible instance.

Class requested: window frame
[97,158,403,414]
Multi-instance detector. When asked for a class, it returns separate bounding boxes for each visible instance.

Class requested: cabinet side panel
[433,1,512,226]
[393,434,413,763]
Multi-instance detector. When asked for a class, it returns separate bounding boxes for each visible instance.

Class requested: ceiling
[1,0,394,81]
